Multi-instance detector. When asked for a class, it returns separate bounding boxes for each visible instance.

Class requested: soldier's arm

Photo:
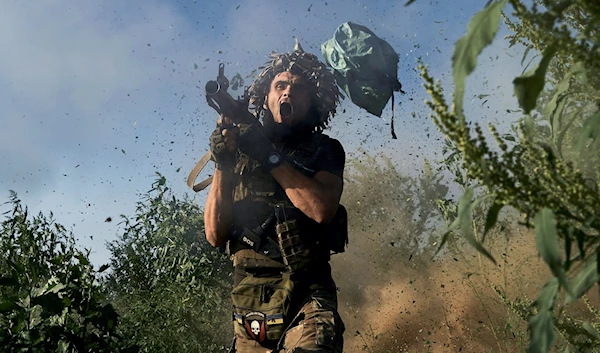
[270,165,343,224]
[204,168,234,247]
[204,118,238,248]
[235,124,344,224]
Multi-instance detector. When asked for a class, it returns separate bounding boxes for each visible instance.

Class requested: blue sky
[1,0,526,266]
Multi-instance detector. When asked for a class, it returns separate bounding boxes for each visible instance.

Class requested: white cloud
[0,1,197,193]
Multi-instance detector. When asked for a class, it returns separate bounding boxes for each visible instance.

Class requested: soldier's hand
[237,123,276,165]
[218,115,239,153]
[209,115,239,170]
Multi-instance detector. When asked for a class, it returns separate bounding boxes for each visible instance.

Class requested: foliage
[435,139,512,249]
[504,0,600,177]
[104,174,233,353]
[452,0,507,118]
[420,0,600,352]
[0,192,133,352]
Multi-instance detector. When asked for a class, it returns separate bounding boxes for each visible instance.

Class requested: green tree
[0,192,132,352]
[104,174,233,353]
[419,0,600,351]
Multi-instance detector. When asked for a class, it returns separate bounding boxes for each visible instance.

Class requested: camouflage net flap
[248,41,344,131]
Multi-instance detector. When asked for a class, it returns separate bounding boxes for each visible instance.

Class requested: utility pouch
[231,272,294,343]
[324,205,349,254]
[276,219,314,273]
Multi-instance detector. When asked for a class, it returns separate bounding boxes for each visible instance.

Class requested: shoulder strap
[186,151,214,192]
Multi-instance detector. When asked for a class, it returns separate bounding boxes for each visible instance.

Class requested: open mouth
[280,102,292,117]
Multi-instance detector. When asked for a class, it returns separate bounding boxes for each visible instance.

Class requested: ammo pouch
[231,272,294,343]
[276,219,314,273]
[275,204,349,273]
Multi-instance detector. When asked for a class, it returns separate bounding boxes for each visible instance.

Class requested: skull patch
[245,311,266,342]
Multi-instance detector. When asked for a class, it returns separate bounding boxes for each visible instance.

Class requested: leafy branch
[420,0,600,351]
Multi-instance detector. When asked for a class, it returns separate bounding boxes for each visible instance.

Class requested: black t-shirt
[290,136,345,179]
[231,133,345,229]
[231,133,345,294]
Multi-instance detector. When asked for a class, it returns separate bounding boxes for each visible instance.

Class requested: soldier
[204,42,347,353]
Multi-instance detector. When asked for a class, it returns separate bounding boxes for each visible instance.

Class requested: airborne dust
[333,205,594,352]
[331,157,598,353]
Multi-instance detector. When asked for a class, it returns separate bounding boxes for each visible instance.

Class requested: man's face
[264,71,313,127]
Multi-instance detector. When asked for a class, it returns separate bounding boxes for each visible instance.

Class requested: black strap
[230,216,282,259]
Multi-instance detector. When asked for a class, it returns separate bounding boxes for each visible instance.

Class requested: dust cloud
[330,160,597,352]
[333,220,549,352]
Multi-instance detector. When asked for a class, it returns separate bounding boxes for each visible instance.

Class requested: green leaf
[544,73,571,120]
[434,231,451,256]
[534,209,570,294]
[435,198,463,255]
[582,322,600,341]
[0,299,19,313]
[528,277,559,353]
[523,115,535,138]
[513,46,557,114]
[57,340,69,353]
[32,292,65,316]
[98,264,110,273]
[483,203,504,241]
[576,109,600,153]
[571,62,587,86]
[522,54,540,73]
[77,253,90,266]
[521,46,531,66]
[537,278,559,311]
[47,282,66,294]
[457,188,496,263]
[565,253,599,304]
[550,96,569,146]
[452,0,506,116]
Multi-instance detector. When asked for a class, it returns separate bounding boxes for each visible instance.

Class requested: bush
[0,192,133,352]
[420,0,600,351]
[104,174,233,353]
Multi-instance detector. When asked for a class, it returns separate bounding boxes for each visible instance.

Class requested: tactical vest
[228,132,347,271]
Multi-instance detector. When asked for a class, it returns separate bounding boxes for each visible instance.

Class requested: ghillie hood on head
[248,39,343,132]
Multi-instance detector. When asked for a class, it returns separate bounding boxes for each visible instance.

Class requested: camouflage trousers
[233,290,344,353]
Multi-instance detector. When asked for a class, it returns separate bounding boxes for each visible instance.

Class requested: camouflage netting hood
[248,40,343,131]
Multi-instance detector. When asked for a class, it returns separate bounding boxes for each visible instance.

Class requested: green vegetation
[0,192,132,352]
[420,0,600,351]
[0,176,232,353]
[104,174,232,353]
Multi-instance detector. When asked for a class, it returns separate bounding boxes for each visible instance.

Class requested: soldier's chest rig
[228,133,347,273]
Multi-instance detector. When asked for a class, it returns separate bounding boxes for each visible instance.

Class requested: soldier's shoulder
[314,133,344,153]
